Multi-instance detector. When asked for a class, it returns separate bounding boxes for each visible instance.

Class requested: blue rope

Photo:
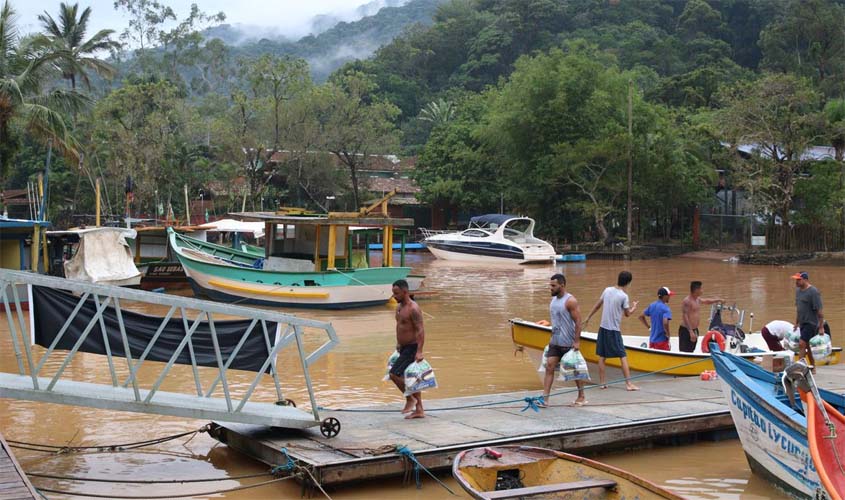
[521,396,543,412]
[395,445,456,495]
[270,447,296,474]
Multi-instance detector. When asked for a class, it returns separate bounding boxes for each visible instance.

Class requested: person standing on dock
[389,279,426,419]
[793,271,824,372]
[583,271,639,391]
[640,287,674,351]
[539,273,586,407]
[679,281,725,353]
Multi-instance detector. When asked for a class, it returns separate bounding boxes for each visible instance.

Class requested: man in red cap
[793,271,824,371]
[640,287,674,350]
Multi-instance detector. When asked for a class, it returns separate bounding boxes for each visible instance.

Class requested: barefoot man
[539,273,586,407]
[389,279,426,419]
[679,281,724,352]
[583,271,639,391]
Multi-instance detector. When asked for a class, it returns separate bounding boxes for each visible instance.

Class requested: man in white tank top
[540,273,586,407]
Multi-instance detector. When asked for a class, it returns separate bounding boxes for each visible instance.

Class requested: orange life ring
[701,330,726,353]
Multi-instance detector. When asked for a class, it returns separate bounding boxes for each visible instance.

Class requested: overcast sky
[17,1,375,41]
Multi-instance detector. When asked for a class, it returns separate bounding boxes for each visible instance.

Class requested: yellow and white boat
[453,445,683,500]
[510,319,840,377]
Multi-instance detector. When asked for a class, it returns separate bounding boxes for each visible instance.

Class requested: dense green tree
[714,73,822,226]
[759,0,845,95]
[316,71,401,208]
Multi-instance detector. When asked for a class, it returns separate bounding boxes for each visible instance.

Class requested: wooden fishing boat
[452,445,683,499]
[511,319,840,377]
[169,227,411,309]
[804,385,845,499]
[711,349,845,498]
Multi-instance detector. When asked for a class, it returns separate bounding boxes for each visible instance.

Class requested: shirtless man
[679,281,724,352]
[388,279,426,419]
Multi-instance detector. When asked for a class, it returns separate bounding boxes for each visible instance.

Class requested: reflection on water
[1,254,841,498]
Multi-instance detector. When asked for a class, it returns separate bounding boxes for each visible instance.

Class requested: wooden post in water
[626,79,633,245]
[314,225,321,272]
[184,184,190,225]
[327,225,337,269]
[95,178,101,227]
[382,225,393,267]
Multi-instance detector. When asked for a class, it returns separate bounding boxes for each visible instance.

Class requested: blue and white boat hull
[712,350,829,498]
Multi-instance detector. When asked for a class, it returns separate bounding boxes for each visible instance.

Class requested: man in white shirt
[761,320,793,351]
[584,271,639,391]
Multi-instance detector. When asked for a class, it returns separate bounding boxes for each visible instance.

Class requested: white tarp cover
[56,228,141,285]
[197,219,265,238]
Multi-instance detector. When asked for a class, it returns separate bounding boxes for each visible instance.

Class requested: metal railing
[0,269,339,427]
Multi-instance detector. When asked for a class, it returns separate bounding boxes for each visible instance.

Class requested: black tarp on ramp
[31,286,276,372]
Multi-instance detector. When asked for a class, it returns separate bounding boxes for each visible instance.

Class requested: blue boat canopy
[469,214,520,226]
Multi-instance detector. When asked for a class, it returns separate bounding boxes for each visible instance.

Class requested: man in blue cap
[792,271,824,371]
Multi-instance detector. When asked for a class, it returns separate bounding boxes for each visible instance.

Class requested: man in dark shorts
[679,281,724,352]
[388,279,426,419]
[539,273,586,407]
[793,271,824,372]
[584,271,639,390]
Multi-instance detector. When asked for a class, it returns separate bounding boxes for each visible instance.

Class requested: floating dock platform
[210,366,844,487]
[0,431,37,500]
[211,365,844,487]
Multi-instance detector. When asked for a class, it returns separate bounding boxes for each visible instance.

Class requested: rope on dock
[319,356,714,413]
[396,445,457,495]
[8,425,210,454]
[33,475,297,499]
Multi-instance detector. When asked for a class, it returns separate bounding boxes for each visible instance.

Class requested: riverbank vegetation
[2,0,845,249]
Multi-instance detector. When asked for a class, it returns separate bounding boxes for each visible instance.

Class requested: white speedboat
[422,214,556,264]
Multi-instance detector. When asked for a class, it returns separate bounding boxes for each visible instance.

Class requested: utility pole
[626,79,633,244]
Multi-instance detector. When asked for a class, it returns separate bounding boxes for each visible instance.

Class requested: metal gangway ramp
[0,269,341,436]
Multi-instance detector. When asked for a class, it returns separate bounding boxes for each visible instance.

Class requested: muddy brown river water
[1,253,842,499]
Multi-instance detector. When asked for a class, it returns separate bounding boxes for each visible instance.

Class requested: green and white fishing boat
[168,207,415,309]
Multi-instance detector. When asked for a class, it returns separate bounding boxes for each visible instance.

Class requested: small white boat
[422,215,556,264]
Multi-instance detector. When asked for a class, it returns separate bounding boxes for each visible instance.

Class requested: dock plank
[0,432,37,500]
[211,364,845,486]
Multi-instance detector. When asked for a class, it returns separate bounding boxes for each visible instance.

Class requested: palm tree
[0,1,86,182]
[418,98,455,126]
[36,2,120,90]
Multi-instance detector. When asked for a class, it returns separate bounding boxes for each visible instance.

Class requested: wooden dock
[0,432,37,500]
[211,365,845,487]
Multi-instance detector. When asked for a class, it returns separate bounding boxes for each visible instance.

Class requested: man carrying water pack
[539,273,586,407]
[389,279,426,419]
[793,271,824,373]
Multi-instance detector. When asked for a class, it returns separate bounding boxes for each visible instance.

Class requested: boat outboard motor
[708,307,746,345]
[782,362,813,411]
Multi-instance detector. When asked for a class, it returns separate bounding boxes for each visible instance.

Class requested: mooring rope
[8,425,209,454]
[34,475,296,499]
[320,356,714,413]
[25,471,272,484]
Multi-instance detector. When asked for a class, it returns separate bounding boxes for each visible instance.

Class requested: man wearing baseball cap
[639,287,674,351]
[792,271,824,371]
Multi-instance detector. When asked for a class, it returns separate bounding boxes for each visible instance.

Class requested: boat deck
[211,364,845,487]
[0,431,37,500]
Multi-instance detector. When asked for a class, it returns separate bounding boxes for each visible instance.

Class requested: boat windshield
[502,219,533,241]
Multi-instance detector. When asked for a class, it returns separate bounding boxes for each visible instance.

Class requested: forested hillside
[4,0,845,248]
[202,0,445,81]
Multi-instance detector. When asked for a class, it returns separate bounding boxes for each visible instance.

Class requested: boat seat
[483,479,617,499]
